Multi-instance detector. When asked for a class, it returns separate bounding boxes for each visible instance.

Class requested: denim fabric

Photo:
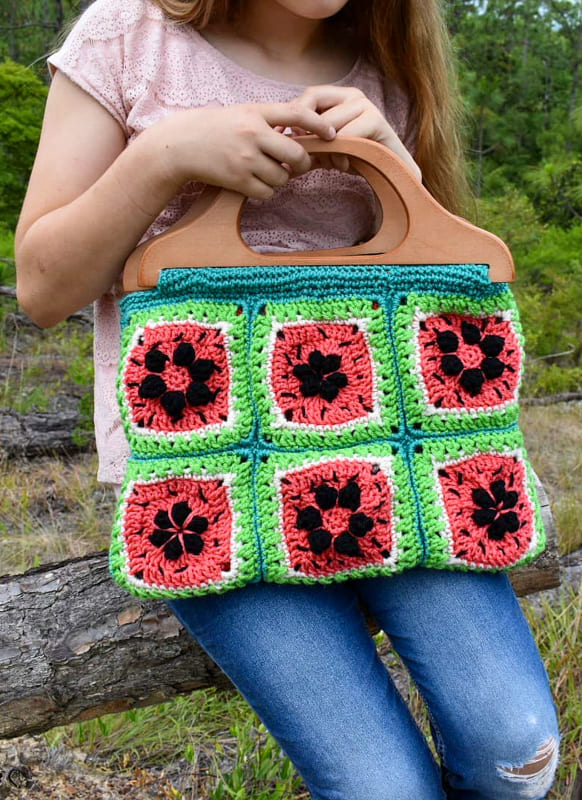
[165,568,561,800]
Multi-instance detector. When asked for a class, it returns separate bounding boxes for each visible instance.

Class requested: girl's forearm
[17,100,336,328]
[16,128,182,329]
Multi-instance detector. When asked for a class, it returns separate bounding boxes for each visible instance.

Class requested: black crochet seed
[137,341,218,420]
[293,350,348,402]
[187,382,214,406]
[480,335,505,357]
[434,320,507,397]
[296,480,373,557]
[149,501,209,560]
[173,341,195,366]
[441,354,464,376]
[472,478,520,541]
[459,368,485,397]
[349,512,374,537]
[436,330,459,353]
[145,347,169,373]
[189,359,216,382]
[308,528,333,554]
[139,374,167,399]
[482,357,505,379]
[160,390,186,418]
[461,321,481,345]
[314,484,337,511]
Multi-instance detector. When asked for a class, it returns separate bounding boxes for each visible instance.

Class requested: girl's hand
[282,85,422,182]
[155,101,337,203]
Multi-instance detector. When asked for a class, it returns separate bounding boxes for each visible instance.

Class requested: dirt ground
[0,734,179,799]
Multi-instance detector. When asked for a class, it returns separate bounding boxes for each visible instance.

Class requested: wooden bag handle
[122,135,514,292]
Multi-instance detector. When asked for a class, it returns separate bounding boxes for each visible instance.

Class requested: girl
[15,1,560,797]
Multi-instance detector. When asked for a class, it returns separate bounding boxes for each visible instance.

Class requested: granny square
[251,298,400,448]
[118,300,252,456]
[394,290,524,435]
[109,453,259,598]
[413,429,545,572]
[257,446,421,584]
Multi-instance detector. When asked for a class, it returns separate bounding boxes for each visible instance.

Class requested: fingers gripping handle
[122,135,514,291]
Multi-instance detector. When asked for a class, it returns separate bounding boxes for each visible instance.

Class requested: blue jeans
[165,568,561,800]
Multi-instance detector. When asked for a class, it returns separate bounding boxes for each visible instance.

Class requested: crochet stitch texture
[109,264,546,599]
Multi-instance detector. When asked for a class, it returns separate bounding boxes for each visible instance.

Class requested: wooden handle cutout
[122,136,514,292]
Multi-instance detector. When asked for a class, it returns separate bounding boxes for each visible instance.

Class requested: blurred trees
[0,61,47,230]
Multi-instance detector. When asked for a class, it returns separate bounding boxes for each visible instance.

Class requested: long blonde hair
[153,0,471,214]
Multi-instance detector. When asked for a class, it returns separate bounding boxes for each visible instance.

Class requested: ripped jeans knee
[495,734,560,799]
[440,729,561,799]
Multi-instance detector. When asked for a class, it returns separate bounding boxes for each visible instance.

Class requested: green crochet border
[109,453,259,599]
[251,298,400,448]
[413,428,546,572]
[116,299,253,456]
[256,444,422,585]
[394,290,525,435]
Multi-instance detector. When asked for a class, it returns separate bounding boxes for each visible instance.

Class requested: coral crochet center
[417,312,520,410]
[123,321,231,432]
[437,453,535,568]
[280,458,394,577]
[270,321,376,426]
[123,476,233,588]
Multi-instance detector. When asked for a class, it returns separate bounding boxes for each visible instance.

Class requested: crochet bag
[110,136,546,600]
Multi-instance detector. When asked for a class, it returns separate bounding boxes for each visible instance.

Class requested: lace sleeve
[46,0,132,135]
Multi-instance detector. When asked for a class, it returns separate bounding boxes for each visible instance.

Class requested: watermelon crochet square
[109,453,258,598]
[257,446,421,584]
[394,290,523,435]
[251,298,400,448]
[117,299,253,456]
[413,429,545,572]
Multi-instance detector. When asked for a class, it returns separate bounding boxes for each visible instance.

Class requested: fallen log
[0,409,94,457]
[522,391,582,406]
[0,552,235,740]
[0,474,560,740]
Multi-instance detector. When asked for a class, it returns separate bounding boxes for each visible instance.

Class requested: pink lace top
[47,0,416,485]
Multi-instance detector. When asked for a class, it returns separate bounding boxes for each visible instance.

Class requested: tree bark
[53,0,64,31]
[0,472,560,740]
[0,409,94,457]
[8,0,19,62]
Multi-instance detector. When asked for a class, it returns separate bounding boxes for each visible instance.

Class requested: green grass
[0,452,114,575]
[0,298,94,439]
[523,586,582,799]
[521,404,582,555]
[0,226,15,285]
[44,689,310,799]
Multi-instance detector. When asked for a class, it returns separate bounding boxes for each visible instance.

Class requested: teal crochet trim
[147,263,506,307]
[109,263,546,598]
